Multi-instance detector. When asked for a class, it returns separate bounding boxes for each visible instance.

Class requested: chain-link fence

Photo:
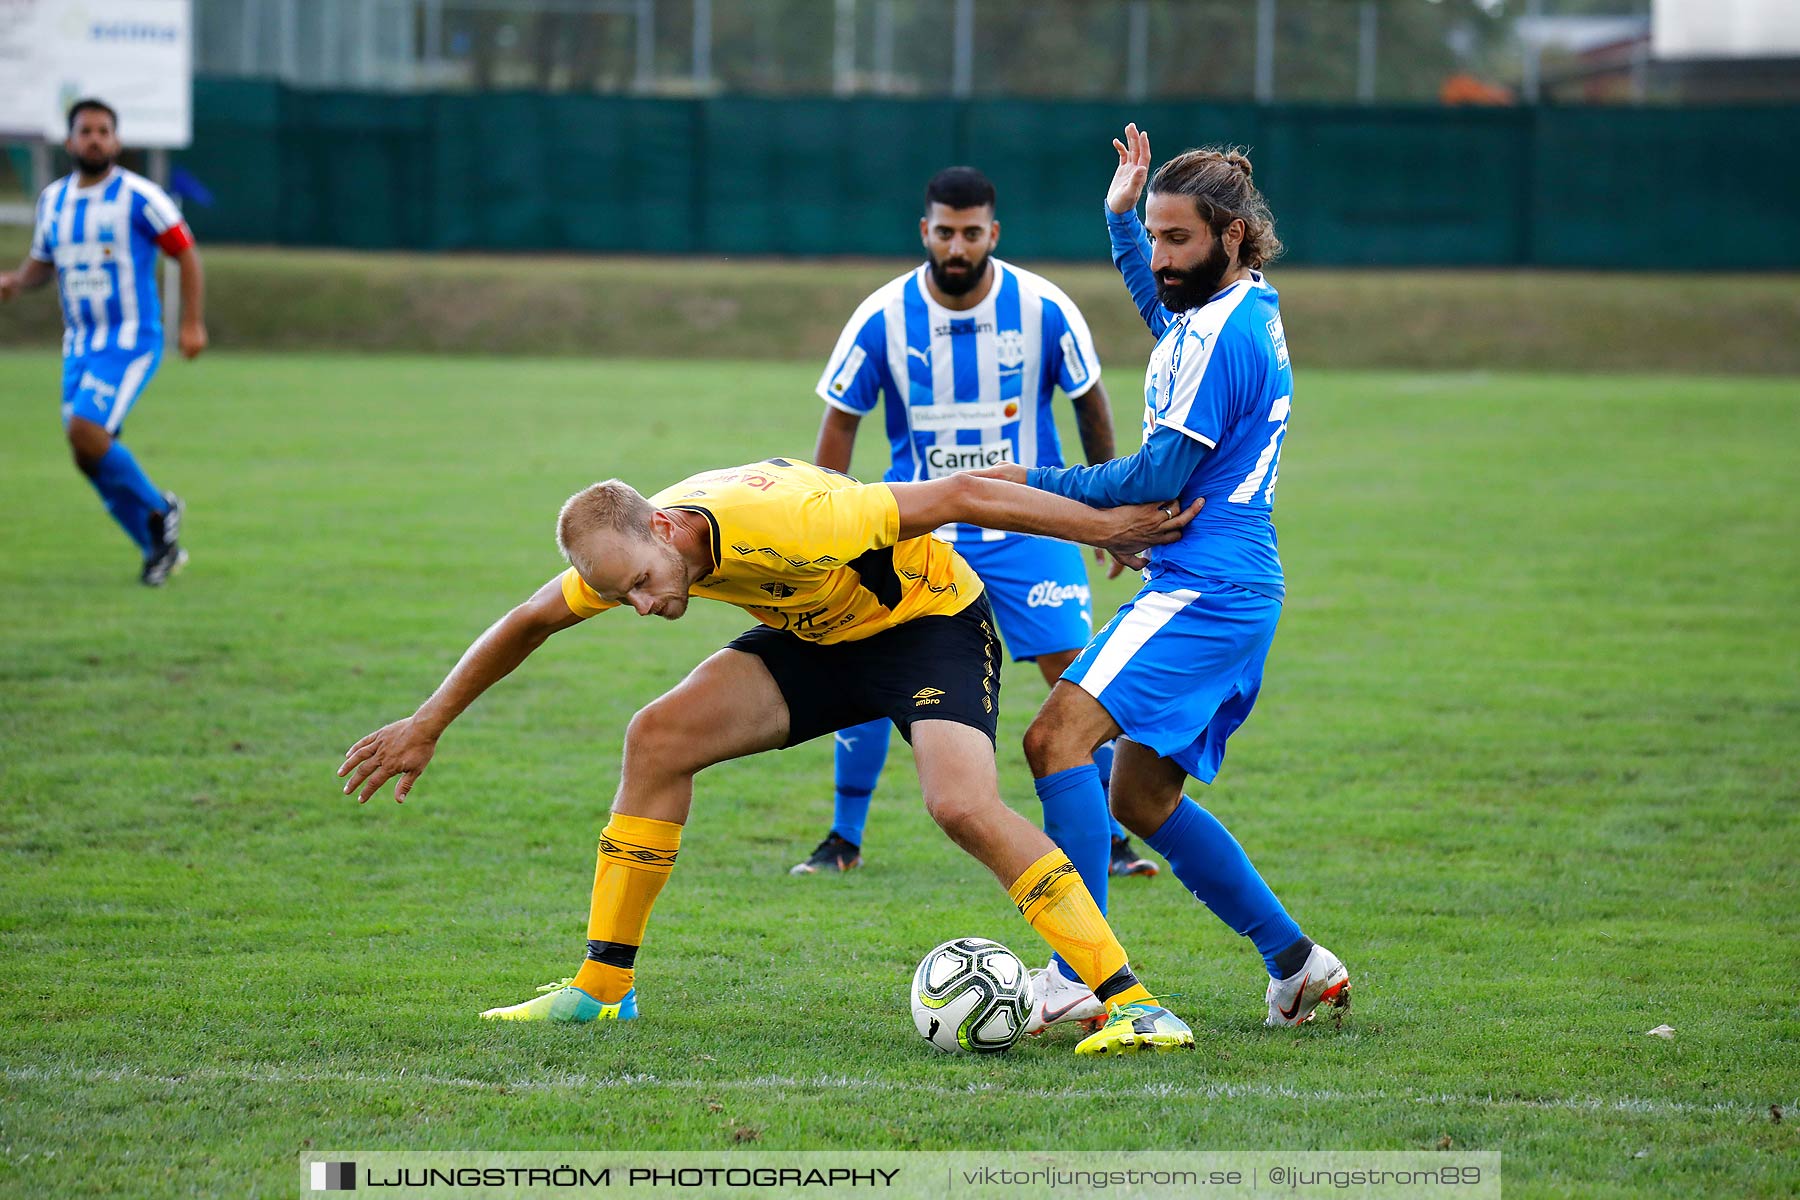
[193,0,1718,106]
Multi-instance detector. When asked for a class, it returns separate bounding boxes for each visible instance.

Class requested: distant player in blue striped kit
[0,99,207,585]
[977,126,1352,1030]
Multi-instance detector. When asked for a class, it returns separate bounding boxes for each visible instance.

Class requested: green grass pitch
[1,350,1796,1197]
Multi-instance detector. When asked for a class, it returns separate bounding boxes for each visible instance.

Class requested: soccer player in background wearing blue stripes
[792,167,1160,1037]
[0,99,206,586]
[975,126,1352,1028]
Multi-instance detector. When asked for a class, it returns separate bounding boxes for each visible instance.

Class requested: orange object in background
[1440,74,1517,105]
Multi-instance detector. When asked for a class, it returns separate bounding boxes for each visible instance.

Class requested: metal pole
[1357,0,1376,103]
[1126,0,1148,101]
[1631,2,1650,103]
[279,0,298,82]
[1522,0,1542,103]
[357,0,377,87]
[393,0,417,88]
[635,0,656,91]
[320,0,340,86]
[834,0,856,96]
[29,142,51,196]
[952,0,973,99]
[692,0,711,88]
[423,0,442,65]
[241,0,260,75]
[874,0,895,93]
[1255,0,1275,103]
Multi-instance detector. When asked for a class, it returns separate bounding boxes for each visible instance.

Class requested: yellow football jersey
[560,458,982,644]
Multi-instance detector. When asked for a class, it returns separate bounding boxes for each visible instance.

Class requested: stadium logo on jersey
[760,582,796,599]
[1267,316,1289,367]
[994,329,1026,370]
[924,441,1014,478]
[1026,580,1091,609]
[934,319,993,337]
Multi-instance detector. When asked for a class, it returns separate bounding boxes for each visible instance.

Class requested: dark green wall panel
[176,80,1800,268]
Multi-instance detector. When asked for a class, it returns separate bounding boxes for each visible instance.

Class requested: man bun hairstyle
[1148,146,1283,269]
[67,98,119,133]
[557,480,654,561]
[924,166,997,214]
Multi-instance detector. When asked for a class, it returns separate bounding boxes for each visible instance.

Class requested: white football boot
[1264,943,1351,1027]
[1023,958,1108,1036]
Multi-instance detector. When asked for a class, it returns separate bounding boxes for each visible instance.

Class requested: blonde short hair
[556,480,654,563]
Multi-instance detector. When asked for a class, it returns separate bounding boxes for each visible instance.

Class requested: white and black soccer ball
[910,937,1031,1054]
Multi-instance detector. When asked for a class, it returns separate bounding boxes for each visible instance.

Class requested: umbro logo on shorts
[913,687,945,706]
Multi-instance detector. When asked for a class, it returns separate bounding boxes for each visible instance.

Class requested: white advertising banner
[0,0,190,147]
[1653,0,1800,59]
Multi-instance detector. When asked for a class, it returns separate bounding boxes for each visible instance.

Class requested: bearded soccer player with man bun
[973,126,1352,1029]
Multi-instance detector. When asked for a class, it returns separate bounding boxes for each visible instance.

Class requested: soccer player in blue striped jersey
[0,99,207,586]
[976,127,1351,1047]
[793,167,1158,1027]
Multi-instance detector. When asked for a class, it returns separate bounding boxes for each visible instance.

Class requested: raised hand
[1107,123,1153,216]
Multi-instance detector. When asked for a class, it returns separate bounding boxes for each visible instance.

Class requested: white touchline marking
[0,1065,1773,1119]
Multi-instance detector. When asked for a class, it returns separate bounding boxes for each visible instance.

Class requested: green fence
[176,79,1800,269]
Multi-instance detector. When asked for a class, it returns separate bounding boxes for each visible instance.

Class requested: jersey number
[1228,394,1290,505]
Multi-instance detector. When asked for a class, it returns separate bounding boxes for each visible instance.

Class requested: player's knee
[65,420,110,471]
[1021,717,1071,778]
[921,789,987,840]
[1107,789,1157,838]
[622,701,697,778]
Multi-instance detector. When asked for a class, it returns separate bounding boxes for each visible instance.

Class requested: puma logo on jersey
[907,346,931,365]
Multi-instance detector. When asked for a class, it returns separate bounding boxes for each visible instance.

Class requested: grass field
[1,349,1797,1198]
[3,232,1799,376]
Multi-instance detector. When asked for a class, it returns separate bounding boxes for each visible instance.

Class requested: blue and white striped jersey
[28,166,194,359]
[816,259,1102,543]
[1135,270,1291,598]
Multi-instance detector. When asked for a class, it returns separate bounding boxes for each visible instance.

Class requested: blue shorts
[957,534,1093,662]
[61,346,163,433]
[1063,579,1280,784]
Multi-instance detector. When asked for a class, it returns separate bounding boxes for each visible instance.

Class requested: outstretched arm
[1025,423,1212,508]
[889,473,1197,557]
[1107,123,1172,338]
[338,574,587,803]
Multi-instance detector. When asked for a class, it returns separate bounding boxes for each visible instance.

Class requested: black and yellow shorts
[726,593,1001,748]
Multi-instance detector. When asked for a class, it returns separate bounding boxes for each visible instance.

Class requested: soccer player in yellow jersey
[340,457,1201,1054]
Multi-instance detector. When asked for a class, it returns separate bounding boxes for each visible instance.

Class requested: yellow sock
[570,812,682,1003]
[1007,848,1155,1010]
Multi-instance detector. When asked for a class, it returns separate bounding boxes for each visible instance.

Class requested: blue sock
[1033,763,1111,978]
[1091,740,1130,841]
[1146,796,1304,978]
[87,443,166,556]
[829,719,890,846]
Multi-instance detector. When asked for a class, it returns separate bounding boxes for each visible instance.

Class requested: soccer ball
[909,937,1031,1053]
